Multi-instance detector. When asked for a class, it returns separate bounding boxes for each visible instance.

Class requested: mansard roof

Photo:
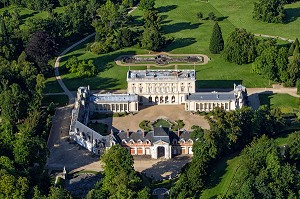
[115,127,193,145]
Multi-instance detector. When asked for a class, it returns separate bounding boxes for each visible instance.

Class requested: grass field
[259,93,300,113]
[45,0,278,91]
[35,0,299,91]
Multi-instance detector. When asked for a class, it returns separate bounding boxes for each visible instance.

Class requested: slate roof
[116,127,191,145]
[186,92,236,101]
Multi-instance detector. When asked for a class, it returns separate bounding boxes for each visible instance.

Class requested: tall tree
[141,26,164,51]
[209,22,224,54]
[139,0,155,11]
[253,0,285,23]
[25,31,57,73]
[222,28,257,65]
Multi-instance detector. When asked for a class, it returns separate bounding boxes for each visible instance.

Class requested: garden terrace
[115,53,209,67]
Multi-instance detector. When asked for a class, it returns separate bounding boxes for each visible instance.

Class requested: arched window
[122,139,127,145]
[172,139,178,145]
[145,139,151,145]
[137,140,142,144]
[149,96,152,102]
[129,140,135,145]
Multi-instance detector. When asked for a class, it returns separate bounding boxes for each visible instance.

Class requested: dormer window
[122,139,127,145]
[145,140,151,145]
[137,140,142,144]
[129,140,135,145]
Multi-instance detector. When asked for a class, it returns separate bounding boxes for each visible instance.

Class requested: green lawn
[153,119,171,128]
[201,153,240,198]
[43,0,300,91]
[259,93,300,113]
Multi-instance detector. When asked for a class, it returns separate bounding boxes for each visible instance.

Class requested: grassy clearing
[42,94,68,107]
[259,93,300,113]
[201,153,240,198]
[209,0,300,40]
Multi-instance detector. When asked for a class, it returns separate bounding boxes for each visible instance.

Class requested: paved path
[54,33,96,104]
[254,33,294,43]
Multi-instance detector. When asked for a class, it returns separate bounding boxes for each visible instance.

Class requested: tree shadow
[217,16,229,22]
[161,19,173,24]
[163,37,197,51]
[162,22,202,34]
[89,50,136,73]
[66,173,102,198]
[20,12,38,24]
[141,155,191,181]
[285,7,300,23]
[256,91,273,107]
[196,80,243,90]
[160,14,169,22]
[157,5,178,13]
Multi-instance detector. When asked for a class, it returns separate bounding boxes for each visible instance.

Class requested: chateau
[69,69,247,159]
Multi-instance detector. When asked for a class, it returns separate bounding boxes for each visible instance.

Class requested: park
[1,0,300,198]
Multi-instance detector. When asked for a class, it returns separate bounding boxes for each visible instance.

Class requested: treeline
[226,134,300,198]
[0,52,70,198]
[253,0,300,23]
[222,28,300,86]
[170,106,290,198]
[89,0,168,56]
[0,0,100,74]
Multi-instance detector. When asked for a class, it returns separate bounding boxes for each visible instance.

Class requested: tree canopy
[209,22,224,54]
[253,0,285,23]
[222,28,257,65]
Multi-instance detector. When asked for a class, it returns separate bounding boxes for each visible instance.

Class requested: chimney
[177,130,181,137]
[127,129,130,138]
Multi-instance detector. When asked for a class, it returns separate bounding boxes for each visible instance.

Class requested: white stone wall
[127,79,195,105]
[185,100,237,112]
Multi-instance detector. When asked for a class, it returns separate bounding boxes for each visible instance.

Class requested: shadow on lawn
[162,22,202,34]
[157,5,178,13]
[204,152,240,199]
[196,80,243,90]
[163,37,197,51]
[285,7,300,23]
[20,11,38,24]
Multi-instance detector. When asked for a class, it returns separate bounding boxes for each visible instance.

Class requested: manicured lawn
[209,0,300,40]
[45,0,299,91]
[44,77,64,93]
[42,95,69,107]
[259,93,300,113]
[201,153,240,198]
[153,119,171,128]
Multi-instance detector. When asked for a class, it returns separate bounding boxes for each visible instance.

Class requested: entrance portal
[157,146,165,158]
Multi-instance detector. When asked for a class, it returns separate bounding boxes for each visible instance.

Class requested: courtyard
[98,104,210,132]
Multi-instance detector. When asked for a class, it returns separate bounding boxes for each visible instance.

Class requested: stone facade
[69,70,247,158]
[127,70,196,105]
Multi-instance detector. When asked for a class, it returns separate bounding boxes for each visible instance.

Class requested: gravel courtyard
[100,104,210,132]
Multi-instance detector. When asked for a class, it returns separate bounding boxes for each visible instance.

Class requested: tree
[66,57,97,77]
[209,22,224,54]
[208,12,217,21]
[222,28,257,64]
[25,31,57,73]
[143,9,160,30]
[287,131,300,161]
[141,26,164,51]
[297,79,300,94]
[47,187,72,199]
[253,0,285,23]
[252,46,284,81]
[88,145,148,198]
[139,0,155,11]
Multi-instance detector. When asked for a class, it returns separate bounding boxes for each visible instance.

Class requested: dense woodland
[0,0,300,198]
